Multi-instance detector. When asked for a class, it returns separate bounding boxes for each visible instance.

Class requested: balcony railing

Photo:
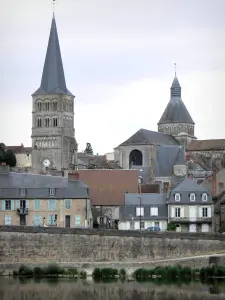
[17,208,28,215]
[170,217,212,223]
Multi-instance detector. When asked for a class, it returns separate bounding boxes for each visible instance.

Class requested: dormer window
[190,193,195,201]
[175,193,180,201]
[202,193,208,202]
[49,188,55,196]
[20,188,26,197]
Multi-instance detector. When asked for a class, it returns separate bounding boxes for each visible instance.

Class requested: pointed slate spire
[32,15,73,96]
[158,75,194,125]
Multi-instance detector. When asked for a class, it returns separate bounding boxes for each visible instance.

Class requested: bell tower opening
[129,149,143,167]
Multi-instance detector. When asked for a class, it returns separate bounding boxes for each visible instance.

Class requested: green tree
[0,144,17,167]
[167,222,177,231]
[85,143,93,155]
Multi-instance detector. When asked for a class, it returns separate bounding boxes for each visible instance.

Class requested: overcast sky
[1,0,225,154]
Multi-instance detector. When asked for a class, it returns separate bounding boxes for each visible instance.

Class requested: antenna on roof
[52,0,57,15]
[174,62,177,76]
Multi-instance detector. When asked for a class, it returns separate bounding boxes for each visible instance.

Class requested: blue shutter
[53,200,56,210]
[11,200,14,210]
[16,200,20,209]
[34,200,40,210]
[26,200,29,209]
[48,215,51,225]
[2,200,5,210]
[48,200,51,210]
[34,215,41,226]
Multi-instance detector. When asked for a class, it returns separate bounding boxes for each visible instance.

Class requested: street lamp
[138,175,143,230]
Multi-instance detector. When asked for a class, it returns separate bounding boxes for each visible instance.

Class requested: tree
[84,143,93,155]
[0,144,17,167]
[167,222,177,231]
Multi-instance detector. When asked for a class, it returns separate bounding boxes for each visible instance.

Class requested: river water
[0,278,225,300]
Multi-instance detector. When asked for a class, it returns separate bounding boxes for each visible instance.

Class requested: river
[0,278,225,299]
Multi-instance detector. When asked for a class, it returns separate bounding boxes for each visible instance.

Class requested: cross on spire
[52,0,57,14]
[174,62,177,76]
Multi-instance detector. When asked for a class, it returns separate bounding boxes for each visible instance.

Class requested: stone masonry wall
[0,226,225,269]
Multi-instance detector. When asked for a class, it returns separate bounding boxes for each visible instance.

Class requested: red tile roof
[188,139,225,151]
[78,169,139,205]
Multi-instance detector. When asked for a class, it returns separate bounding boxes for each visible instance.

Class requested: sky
[1,0,225,154]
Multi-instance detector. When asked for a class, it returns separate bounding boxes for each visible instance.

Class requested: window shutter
[181,207,184,218]
[10,200,14,210]
[48,200,51,210]
[16,200,20,209]
[48,215,51,225]
[171,207,175,218]
[2,200,5,210]
[136,207,140,216]
[26,200,29,209]
[208,207,211,218]
[199,207,203,218]
[141,207,144,216]
[155,207,159,216]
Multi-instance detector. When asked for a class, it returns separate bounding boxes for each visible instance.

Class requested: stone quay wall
[0,226,225,271]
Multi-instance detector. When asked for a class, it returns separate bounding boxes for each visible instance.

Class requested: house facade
[119,193,168,231]
[168,178,213,233]
[0,167,92,228]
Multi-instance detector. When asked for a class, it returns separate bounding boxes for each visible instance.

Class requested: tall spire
[32,15,73,96]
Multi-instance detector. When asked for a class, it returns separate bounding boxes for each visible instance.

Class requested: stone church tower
[31,15,77,172]
[158,75,196,148]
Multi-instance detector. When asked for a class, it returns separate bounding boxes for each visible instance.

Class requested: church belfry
[157,74,195,148]
[31,15,77,171]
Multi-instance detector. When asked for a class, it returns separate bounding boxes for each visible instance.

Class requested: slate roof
[188,139,225,151]
[0,172,89,199]
[78,169,139,205]
[32,15,73,96]
[120,193,167,220]
[6,144,31,154]
[169,177,213,204]
[118,128,178,147]
[158,76,194,125]
[154,145,186,177]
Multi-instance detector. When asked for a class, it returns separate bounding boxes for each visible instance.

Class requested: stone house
[0,166,92,228]
[168,178,214,233]
[119,192,168,231]
[6,144,32,169]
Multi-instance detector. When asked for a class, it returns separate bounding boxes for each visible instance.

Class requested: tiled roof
[118,128,178,147]
[78,169,139,205]
[6,144,31,154]
[188,139,225,151]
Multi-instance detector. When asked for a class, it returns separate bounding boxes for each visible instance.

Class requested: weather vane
[174,62,177,76]
[52,0,57,14]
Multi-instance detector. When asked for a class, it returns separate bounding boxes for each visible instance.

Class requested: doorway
[20,215,26,226]
[65,215,71,228]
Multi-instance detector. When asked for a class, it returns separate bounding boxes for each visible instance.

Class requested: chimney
[68,171,80,181]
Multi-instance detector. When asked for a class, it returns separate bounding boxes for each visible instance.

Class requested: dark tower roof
[158,76,194,125]
[32,15,73,96]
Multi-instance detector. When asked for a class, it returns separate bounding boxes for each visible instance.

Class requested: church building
[31,15,77,172]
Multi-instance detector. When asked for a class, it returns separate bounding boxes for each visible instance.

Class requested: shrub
[180,266,191,278]
[80,270,87,279]
[18,265,33,277]
[66,268,78,277]
[165,266,180,280]
[119,268,126,278]
[33,267,43,277]
[93,268,102,279]
[133,268,153,280]
[43,264,64,276]
[167,222,177,231]
[12,270,18,277]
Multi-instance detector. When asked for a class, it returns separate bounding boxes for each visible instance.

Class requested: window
[49,188,55,196]
[175,207,181,218]
[45,118,50,127]
[33,215,41,226]
[65,199,71,209]
[45,102,50,111]
[34,200,40,210]
[190,193,195,201]
[37,102,42,111]
[20,188,26,197]
[4,215,12,225]
[52,101,58,111]
[202,193,208,202]
[175,193,180,201]
[53,117,58,127]
[37,118,42,127]
[48,214,56,226]
[5,200,12,210]
[75,215,81,226]
[150,207,158,216]
[136,207,144,216]
[140,221,145,229]
[48,199,56,210]
[202,207,208,217]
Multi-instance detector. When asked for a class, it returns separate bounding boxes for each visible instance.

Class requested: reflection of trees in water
[1,279,225,300]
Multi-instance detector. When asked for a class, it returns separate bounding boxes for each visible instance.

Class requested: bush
[66,268,78,277]
[18,265,33,277]
[43,264,64,276]
[133,268,153,280]
[12,270,18,277]
[92,268,118,279]
[33,267,43,277]
[93,268,102,279]
[80,270,87,279]
[165,266,180,280]
[119,268,126,278]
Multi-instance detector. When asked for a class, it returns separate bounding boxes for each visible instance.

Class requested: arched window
[129,149,143,167]
[190,193,195,201]
[37,118,42,127]
[175,193,181,201]
[202,193,208,202]
[53,117,58,127]
[45,118,50,127]
[37,102,42,112]
[52,101,58,111]
[45,101,50,111]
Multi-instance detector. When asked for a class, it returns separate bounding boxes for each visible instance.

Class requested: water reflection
[0,278,225,300]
